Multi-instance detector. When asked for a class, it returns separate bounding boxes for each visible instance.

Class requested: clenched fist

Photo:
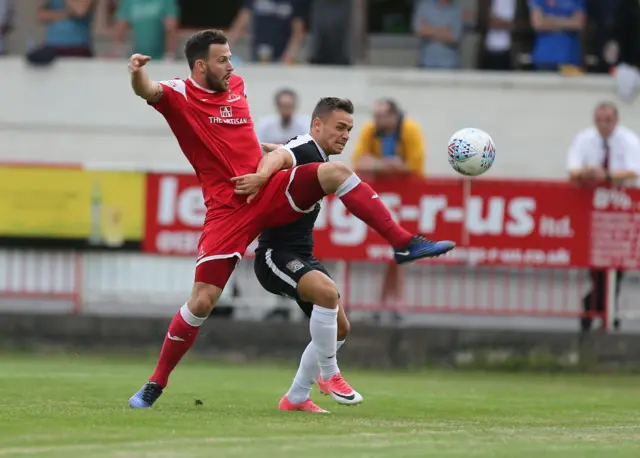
[128,54,151,74]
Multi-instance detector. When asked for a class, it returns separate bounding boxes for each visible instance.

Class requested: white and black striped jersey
[257,134,328,256]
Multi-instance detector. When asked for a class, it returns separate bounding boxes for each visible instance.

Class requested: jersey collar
[188,77,218,94]
[311,136,328,161]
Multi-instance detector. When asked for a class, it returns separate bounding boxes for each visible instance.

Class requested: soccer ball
[447,128,496,177]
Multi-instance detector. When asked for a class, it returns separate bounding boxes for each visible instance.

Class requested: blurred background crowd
[1,0,639,334]
[0,0,638,74]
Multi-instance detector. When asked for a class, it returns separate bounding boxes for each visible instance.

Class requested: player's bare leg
[316,161,455,263]
[129,282,221,408]
[279,271,362,412]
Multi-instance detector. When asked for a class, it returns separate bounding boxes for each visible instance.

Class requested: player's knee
[313,283,340,309]
[188,283,220,317]
[318,161,354,194]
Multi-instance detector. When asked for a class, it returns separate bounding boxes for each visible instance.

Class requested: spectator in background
[308,0,353,65]
[353,99,425,176]
[0,0,13,56]
[586,0,620,73]
[607,0,640,101]
[228,0,306,64]
[567,102,640,332]
[353,99,426,313]
[256,89,310,145]
[528,0,586,71]
[480,0,517,70]
[113,0,179,60]
[413,0,464,69]
[37,0,95,57]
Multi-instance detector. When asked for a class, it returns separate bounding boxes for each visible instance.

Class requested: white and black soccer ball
[447,128,496,177]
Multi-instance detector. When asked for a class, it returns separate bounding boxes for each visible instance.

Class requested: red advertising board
[144,173,640,269]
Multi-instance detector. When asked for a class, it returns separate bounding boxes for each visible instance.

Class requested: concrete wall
[3,312,640,371]
[0,58,635,178]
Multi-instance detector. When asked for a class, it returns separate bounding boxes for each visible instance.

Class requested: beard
[204,71,229,92]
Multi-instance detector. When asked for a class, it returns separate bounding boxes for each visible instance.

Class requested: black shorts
[253,248,332,317]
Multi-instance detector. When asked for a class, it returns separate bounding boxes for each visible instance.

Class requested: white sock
[286,339,346,404]
[310,305,339,380]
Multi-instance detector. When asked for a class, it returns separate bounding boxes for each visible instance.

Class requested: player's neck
[188,75,217,93]
[310,134,330,157]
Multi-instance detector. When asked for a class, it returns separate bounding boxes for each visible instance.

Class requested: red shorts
[194,163,325,288]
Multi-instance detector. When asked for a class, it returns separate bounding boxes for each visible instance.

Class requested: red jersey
[149,75,262,210]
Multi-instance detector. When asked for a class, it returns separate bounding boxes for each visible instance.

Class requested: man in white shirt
[256,88,310,145]
[480,0,517,71]
[566,101,640,332]
[567,102,640,187]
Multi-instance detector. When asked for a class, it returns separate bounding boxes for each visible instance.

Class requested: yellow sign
[0,167,145,246]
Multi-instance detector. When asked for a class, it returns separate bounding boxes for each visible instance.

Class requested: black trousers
[479,50,512,71]
[581,269,624,331]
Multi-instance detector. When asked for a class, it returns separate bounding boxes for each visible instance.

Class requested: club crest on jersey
[227,92,241,103]
[220,106,233,118]
[286,260,305,273]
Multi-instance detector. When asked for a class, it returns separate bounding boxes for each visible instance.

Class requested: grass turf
[0,353,639,457]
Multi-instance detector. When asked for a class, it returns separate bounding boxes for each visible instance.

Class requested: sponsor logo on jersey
[220,106,233,118]
[286,260,305,273]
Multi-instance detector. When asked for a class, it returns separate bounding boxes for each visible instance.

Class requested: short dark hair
[595,101,619,118]
[275,88,297,105]
[376,98,400,115]
[311,97,354,122]
[184,29,228,70]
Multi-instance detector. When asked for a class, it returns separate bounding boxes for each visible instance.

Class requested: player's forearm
[130,68,160,101]
[256,149,291,178]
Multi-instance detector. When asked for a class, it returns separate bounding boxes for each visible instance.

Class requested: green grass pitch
[0,353,639,457]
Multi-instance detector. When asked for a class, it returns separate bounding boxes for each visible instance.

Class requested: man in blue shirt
[227,0,306,64]
[529,0,586,70]
[413,0,464,69]
[37,0,94,57]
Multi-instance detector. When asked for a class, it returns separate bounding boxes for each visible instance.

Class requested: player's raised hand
[128,54,151,74]
[232,173,268,203]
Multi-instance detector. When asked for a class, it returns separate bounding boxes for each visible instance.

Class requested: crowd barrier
[1,164,639,330]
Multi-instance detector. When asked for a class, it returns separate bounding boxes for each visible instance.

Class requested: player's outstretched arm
[232,148,294,202]
[128,54,164,103]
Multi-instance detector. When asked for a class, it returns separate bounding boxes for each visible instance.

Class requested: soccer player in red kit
[128,29,455,409]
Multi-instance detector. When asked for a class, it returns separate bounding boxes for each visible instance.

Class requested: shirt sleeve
[622,133,640,175]
[402,122,426,175]
[283,137,321,166]
[115,0,131,21]
[566,132,586,171]
[493,0,517,21]
[163,0,179,18]
[450,5,464,42]
[528,0,543,11]
[352,122,376,166]
[412,0,428,33]
[292,0,307,20]
[255,118,269,143]
[148,79,188,115]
